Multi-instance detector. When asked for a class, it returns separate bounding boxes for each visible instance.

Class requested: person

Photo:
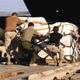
[22,22,41,66]
[4,12,27,64]
[47,26,64,65]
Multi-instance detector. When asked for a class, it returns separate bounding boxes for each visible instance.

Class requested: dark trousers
[22,41,37,65]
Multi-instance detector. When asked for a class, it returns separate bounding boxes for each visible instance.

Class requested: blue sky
[0,0,29,12]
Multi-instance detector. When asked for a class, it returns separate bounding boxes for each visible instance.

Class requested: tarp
[19,17,49,35]
[0,0,31,17]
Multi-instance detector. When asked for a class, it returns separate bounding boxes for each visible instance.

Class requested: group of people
[4,12,77,66]
[4,12,42,65]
